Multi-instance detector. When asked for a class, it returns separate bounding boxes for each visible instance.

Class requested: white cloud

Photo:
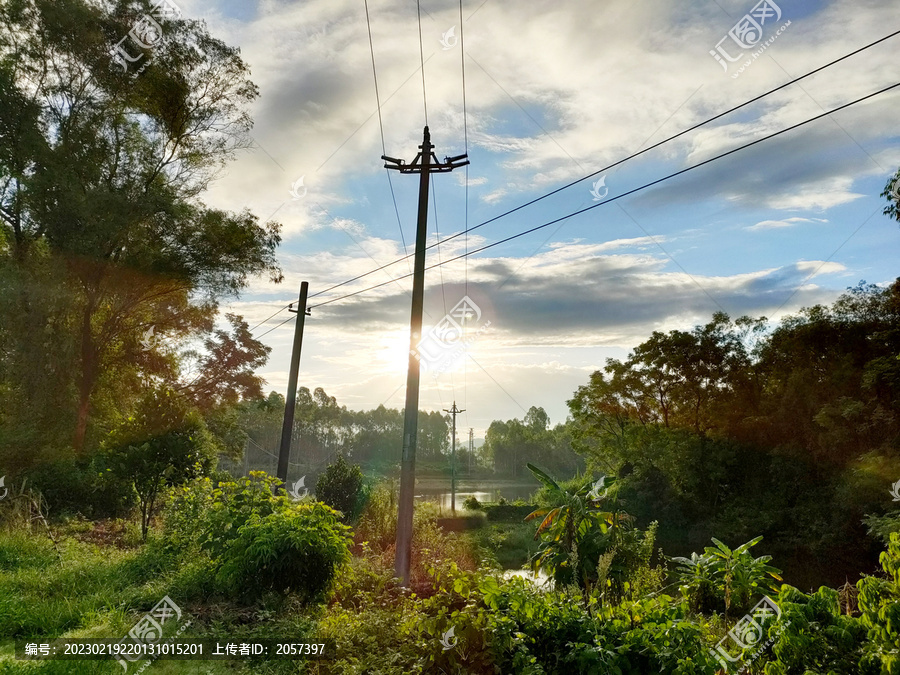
[746,216,828,231]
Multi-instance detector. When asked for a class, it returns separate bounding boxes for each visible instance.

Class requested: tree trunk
[73,300,99,453]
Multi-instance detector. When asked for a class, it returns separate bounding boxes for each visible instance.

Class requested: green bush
[463,495,481,511]
[762,585,869,675]
[671,536,782,617]
[19,456,136,519]
[315,454,364,523]
[162,470,291,558]
[216,501,352,602]
[483,502,535,522]
[858,531,900,673]
[104,403,217,540]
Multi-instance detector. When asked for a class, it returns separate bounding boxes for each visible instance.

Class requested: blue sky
[183,0,900,439]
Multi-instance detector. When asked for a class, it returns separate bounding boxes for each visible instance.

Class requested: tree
[104,388,216,540]
[0,0,282,459]
[315,454,364,524]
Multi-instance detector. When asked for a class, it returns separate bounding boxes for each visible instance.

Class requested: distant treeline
[236,388,584,480]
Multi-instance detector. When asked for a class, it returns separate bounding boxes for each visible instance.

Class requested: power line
[249,303,292,333]
[304,30,900,302]
[364,0,410,263]
[256,313,295,340]
[306,80,900,310]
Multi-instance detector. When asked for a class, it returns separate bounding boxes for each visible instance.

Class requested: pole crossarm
[382,127,469,174]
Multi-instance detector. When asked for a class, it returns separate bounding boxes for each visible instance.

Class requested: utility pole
[277,281,311,487]
[384,127,468,585]
[443,402,465,513]
[468,427,474,474]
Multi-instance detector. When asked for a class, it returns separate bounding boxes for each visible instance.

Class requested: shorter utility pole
[277,281,311,487]
[443,401,465,513]
[468,427,474,474]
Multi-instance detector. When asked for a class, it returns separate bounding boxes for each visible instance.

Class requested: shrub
[483,502,535,522]
[20,456,136,519]
[162,471,291,558]
[104,394,218,540]
[463,495,481,511]
[315,454,364,523]
[763,585,869,675]
[355,481,397,551]
[215,501,352,602]
[858,531,900,673]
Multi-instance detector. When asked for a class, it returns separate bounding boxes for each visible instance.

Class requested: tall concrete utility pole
[443,402,465,513]
[383,127,468,585]
[277,281,311,486]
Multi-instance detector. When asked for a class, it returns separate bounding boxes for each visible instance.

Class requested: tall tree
[0,0,282,460]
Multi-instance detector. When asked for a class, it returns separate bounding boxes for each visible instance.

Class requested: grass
[0,523,321,674]
[464,521,541,570]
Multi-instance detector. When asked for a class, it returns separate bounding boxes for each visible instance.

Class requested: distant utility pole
[468,427,474,474]
[443,402,465,514]
[277,281,311,487]
[383,127,468,585]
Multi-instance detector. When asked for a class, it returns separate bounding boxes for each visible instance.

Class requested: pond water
[502,568,552,588]
[414,481,538,512]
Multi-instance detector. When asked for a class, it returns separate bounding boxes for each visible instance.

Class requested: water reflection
[414,484,538,512]
[502,568,551,588]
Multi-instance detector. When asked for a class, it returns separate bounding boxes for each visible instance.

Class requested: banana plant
[670,551,717,613]
[704,536,782,617]
[671,536,782,617]
[524,464,626,595]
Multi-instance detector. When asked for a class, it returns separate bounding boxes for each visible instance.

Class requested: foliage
[483,406,584,478]
[0,0,282,463]
[463,495,482,510]
[763,585,869,675]
[354,480,398,551]
[568,282,900,588]
[524,463,654,605]
[864,509,900,546]
[857,531,900,673]
[162,470,290,559]
[15,455,136,519]
[215,500,352,603]
[672,536,782,617]
[104,389,217,540]
[484,502,536,522]
[315,454,365,523]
